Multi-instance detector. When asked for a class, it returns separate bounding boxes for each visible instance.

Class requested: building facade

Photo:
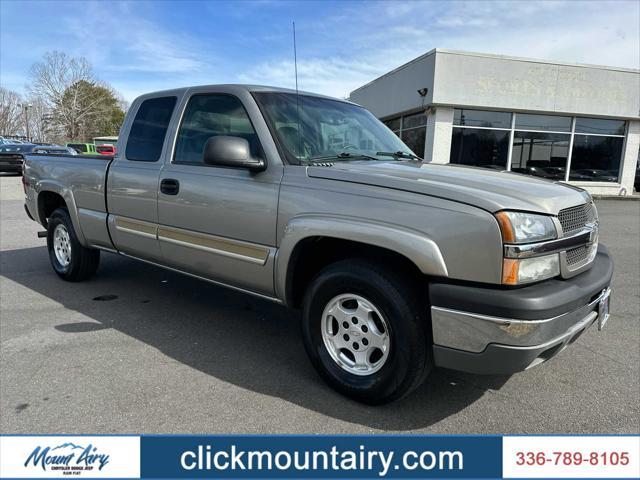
[349,49,640,195]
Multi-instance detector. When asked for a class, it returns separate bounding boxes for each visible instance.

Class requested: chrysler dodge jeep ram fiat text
[23,85,613,404]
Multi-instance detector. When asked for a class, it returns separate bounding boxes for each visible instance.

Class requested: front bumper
[430,245,614,374]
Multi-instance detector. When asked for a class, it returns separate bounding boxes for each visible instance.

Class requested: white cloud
[2,0,637,103]
[61,2,207,74]
[237,57,381,98]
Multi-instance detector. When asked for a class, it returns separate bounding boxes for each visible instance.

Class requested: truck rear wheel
[301,259,432,404]
[47,208,100,281]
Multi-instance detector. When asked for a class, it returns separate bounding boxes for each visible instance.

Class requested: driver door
[157,92,281,296]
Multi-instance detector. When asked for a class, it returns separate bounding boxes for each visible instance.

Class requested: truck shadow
[1,246,509,431]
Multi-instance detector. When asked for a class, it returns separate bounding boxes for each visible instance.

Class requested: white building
[349,49,640,195]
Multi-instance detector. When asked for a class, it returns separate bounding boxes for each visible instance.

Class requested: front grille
[558,203,596,234]
[0,154,24,164]
[566,245,589,266]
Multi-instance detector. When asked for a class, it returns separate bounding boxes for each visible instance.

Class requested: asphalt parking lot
[1,174,638,434]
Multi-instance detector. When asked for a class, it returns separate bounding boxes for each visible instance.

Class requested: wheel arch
[276,215,448,308]
[36,182,87,245]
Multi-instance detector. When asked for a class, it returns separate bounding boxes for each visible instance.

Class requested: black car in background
[570,169,618,182]
[0,144,36,174]
[0,143,77,174]
[510,166,556,179]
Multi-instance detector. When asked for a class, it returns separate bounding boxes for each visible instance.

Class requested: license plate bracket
[598,288,611,331]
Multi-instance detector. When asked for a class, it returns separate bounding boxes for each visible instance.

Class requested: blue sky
[1,0,638,102]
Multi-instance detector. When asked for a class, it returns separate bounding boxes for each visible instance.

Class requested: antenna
[293,21,299,95]
[293,21,302,160]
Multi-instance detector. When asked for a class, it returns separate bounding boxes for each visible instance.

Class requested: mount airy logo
[24,441,110,473]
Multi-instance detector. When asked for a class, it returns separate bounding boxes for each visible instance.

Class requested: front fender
[275,214,448,302]
[36,180,88,246]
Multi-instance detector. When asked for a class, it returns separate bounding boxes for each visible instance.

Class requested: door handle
[160,178,179,195]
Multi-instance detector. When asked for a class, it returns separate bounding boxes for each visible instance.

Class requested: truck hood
[306,161,590,215]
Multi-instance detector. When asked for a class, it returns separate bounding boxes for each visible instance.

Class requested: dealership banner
[1,435,638,479]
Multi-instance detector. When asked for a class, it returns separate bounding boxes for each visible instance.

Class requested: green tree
[28,51,126,143]
[57,80,125,141]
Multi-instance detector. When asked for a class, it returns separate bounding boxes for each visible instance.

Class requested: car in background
[33,146,78,155]
[66,143,98,155]
[542,166,566,180]
[570,169,618,182]
[0,143,37,174]
[511,166,555,179]
[96,144,116,156]
[0,143,78,174]
[0,137,28,145]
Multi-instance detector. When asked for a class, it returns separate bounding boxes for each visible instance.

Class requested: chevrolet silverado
[23,85,613,404]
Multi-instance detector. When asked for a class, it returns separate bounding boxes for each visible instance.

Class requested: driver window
[174,94,261,165]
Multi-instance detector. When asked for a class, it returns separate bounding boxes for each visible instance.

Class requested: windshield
[68,143,87,153]
[254,92,418,165]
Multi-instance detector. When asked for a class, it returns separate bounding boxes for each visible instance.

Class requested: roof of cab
[134,84,357,105]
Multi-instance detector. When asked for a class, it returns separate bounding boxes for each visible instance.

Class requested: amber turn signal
[495,211,515,243]
[502,258,519,285]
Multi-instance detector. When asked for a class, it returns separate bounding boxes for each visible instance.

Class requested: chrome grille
[566,246,589,266]
[558,203,596,234]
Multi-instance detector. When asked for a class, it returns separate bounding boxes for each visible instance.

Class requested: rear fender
[36,180,88,246]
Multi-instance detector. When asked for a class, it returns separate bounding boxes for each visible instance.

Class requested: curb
[592,194,640,201]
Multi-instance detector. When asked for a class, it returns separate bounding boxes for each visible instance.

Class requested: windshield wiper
[376,151,421,160]
[309,152,379,162]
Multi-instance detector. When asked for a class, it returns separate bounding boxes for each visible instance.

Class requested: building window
[574,117,626,135]
[454,109,511,129]
[450,108,627,183]
[570,135,624,182]
[451,109,511,169]
[568,118,626,182]
[383,117,401,133]
[511,132,569,178]
[515,113,572,132]
[382,112,426,157]
[450,128,509,169]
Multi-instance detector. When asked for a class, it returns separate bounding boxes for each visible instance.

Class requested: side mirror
[203,136,265,172]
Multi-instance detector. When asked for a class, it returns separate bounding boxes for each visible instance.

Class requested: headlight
[495,211,557,244]
[502,254,560,285]
[496,211,559,285]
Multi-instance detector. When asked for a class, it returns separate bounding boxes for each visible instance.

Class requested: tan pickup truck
[23,85,613,404]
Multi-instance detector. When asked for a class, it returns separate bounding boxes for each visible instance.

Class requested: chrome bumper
[431,287,610,354]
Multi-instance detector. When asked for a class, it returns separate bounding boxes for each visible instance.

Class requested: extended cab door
[157,88,283,297]
[106,94,179,261]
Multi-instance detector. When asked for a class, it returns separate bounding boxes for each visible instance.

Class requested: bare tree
[26,96,53,143]
[0,87,24,136]
[28,51,100,140]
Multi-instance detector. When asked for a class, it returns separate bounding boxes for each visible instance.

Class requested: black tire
[301,259,432,404]
[47,208,100,281]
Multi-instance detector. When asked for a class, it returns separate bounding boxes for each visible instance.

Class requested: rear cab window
[125,96,177,162]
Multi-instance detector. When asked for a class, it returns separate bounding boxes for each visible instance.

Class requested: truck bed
[24,153,114,249]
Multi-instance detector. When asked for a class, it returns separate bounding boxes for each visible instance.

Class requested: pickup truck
[66,142,98,155]
[23,85,614,404]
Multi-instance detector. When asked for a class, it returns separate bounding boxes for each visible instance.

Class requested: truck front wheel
[47,208,100,281]
[301,259,432,404]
